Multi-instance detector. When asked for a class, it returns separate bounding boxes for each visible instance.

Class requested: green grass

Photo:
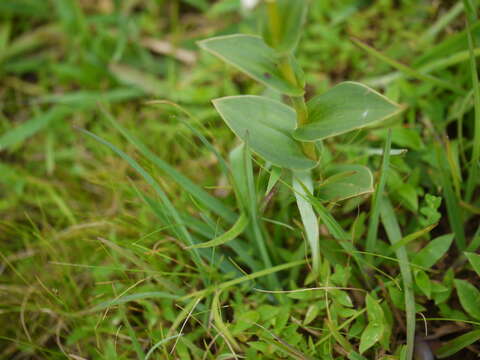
[1,0,480,359]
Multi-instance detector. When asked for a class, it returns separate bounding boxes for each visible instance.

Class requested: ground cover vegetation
[1,0,480,359]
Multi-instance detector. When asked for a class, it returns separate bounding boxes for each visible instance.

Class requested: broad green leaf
[198,34,303,96]
[455,279,480,320]
[465,252,480,277]
[293,82,402,142]
[188,213,248,249]
[213,95,317,170]
[317,164,374,202]
[436,329,480,358]
[412,234,454,269]
[262,0,308,53]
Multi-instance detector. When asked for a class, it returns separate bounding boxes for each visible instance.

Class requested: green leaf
[198,34,303,96]
[188,213,248,249]
[436,329,480,358]
[359,323,384,354]
[317,164,374,202]
[359,294,385,354]
[293,82,402,142]
[412,234,454,269]
[391,127,424,151]
[393,183,419,212]
[262,0,308,53]
[232,311,260,334]
[465,252,480,277]
[213,95,317,170]
[303,304,320,325]
[414,269,432,298]
[293,170,320,273]
[455,279,480,320]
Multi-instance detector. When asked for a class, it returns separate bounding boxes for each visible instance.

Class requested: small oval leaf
[293,82,402,142]
[317,164,374,202]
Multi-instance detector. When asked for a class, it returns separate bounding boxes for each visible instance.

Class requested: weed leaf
[198,34,303,95]
[293,82,401,142]
[454,279,480,320]
[465,252,480,277]
[412,234,454,269]
[213,95,317,170]
[317,164,374,202]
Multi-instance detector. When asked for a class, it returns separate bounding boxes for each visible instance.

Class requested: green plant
[200,0,401,274]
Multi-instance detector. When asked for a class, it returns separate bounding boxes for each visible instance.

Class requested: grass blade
[366,130,392,262]
[101,108,237,223]
[436,144,466,251]
[79,129,206,275]
[188,213,248,249]
[121,305,146,359]
[463,1,480,201]
[436,329,480,358]
[380,197,415,360]
[230,144,278,289]
[293,170,320,273]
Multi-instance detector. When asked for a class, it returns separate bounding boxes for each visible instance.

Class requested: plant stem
[266,0,317,162]
[266,0,282,47]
